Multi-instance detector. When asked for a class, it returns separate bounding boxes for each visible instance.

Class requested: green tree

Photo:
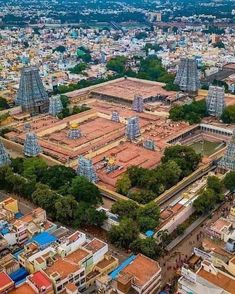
[0,165,13,189]
[193,188,216,214]
[213,41,225,49]
[128,189,156,204]
[137,202,160,231]
[74,202,107,227]
[221,105,235,123]
[5,172,27,195]
[207,176,223,195]
[116,174,131,195]
[60,95,69,108]
[169,100,207,124]
[41,165,76,190]
[55,195,78,224]
[162,145,201,177]
[10,157,24,174]
[70,176,102,205]
[53,45,66,53]
[69,63,87,74]
[107,56,127,74]
[109,218,139,249]
[130,238,161,259]
[157,229,170,247]
[22,157,47,181]
[32,184,60,218]
[0,97,10,110]
[111,200,138,219]
[223,171,235,192]
[176,224,187,235]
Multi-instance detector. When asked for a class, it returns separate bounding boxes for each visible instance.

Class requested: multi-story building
[43,254,86,293]
[178,261,235,294]
[0,271,14,294]
[113,254,161,294]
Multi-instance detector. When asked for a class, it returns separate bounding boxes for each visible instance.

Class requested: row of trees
[58,75,119,94]
[116,145,201,204]
[108,200,162,258]
[193,175,224,214]
[1,157,106,227]
[169,100,207,124]
[106,55,180,91]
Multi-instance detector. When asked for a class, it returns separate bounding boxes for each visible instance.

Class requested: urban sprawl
[0,0,235,294]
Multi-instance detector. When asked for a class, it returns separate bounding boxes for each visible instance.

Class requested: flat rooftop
[197,267,235,294]
[119,254,160,288]
[93,142,162,189]
[91,78,175,102]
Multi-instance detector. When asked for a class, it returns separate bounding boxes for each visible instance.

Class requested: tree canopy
[116,145,201,204]
[109,218,139,249]
[223,171,235,192]
[70,176,102,205]
[169,100,207,124]
[107,56,127,74]
[1,157,106,228]
[221,105,235,123]
[193,176,224,214]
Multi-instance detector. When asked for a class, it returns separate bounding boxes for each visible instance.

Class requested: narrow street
[159,198,234,286]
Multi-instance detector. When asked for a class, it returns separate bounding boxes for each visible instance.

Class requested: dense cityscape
[0,0,235,294]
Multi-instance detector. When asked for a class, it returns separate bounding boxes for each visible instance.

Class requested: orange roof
[0,272,14,290]
[66,248,90,264]
[91,79,175,102]
[197,268,235,294]
[9,283,35,294]
[85,238,106,254]
[65,283,77,292]
[44,258,80,280]
[120,254,160,287]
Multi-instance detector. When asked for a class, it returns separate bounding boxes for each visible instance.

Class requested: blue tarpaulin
[29,232,57,248]
[145,230,154,237]
[10,267,28,282]
[109,255,136,280]
[15,212,24,219]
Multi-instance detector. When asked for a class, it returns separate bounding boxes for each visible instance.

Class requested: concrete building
[178,261,235,294]
[0,271,14,294]
[115,254,161,294]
